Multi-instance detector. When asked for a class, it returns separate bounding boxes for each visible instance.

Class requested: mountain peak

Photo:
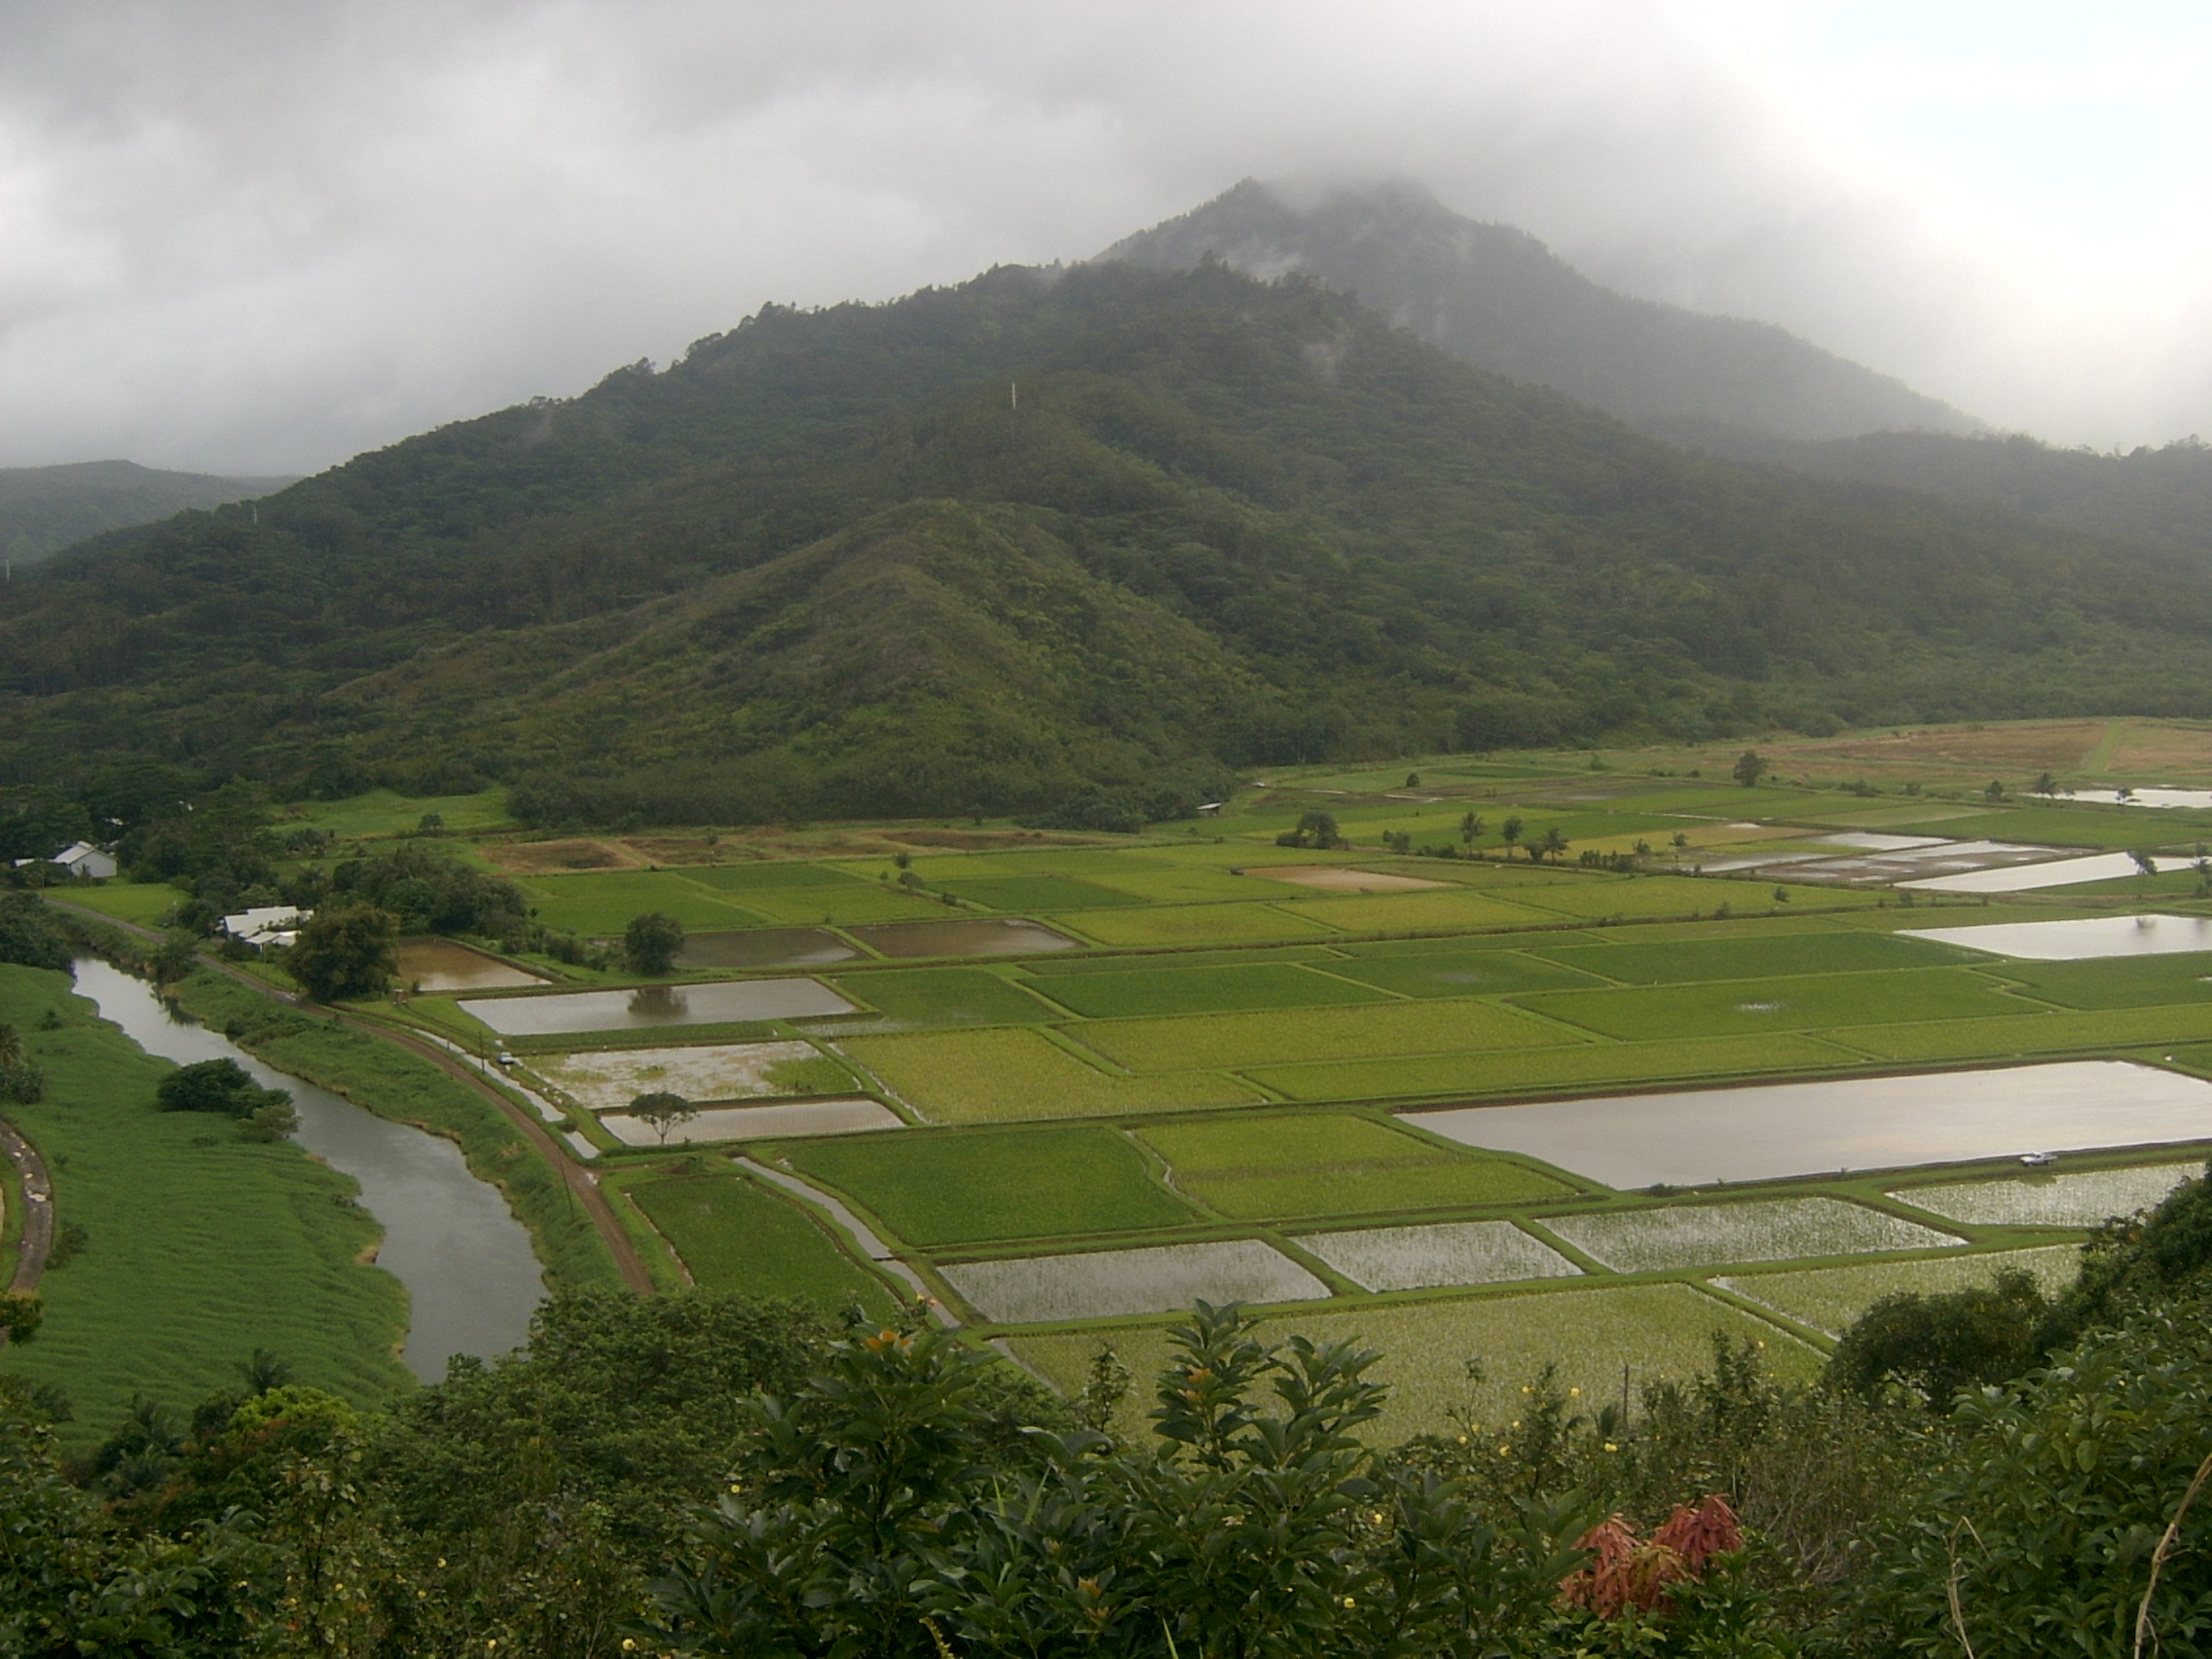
[1102,179,1981,445]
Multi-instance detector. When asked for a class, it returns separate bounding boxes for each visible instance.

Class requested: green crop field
[1273,890,1559,934]
[686,863,869,891]
[1083,866,1291,903]
[838,1027,1261,1123]
[1137,1115,1569,1219]
[627,1173,899,1316]
[1979,953,2212,1011]
[1511,876,1881,920]
[742,885,955,926]
[1535,931,1975,985]
[936,875,1149,911]
[1335,932,1601,956]
[779,1124,1197,1245]
[515,871,762,933]
[1833,1003,2212,1062]
[1319,949,1608,999]
[0,965,413,1452]
[1028,963,1394,1019]
[1251,1032,1858,1103]
[1071,999,1578,1073]
[1055,903,1345,946]
[1019,945,1346,976]
[1011,1281,1817,1440]
[1720,1246,2082,1338]
[1510,968,2038,1043]
[830,967,1055,1025]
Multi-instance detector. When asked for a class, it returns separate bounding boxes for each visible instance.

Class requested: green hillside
[5,259,2212,825]
[0,460,296,565]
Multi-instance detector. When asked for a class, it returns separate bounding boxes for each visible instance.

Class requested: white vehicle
[2018,1151,2058,1167]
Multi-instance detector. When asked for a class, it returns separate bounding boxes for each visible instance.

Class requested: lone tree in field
[1500,816,1524,857]
[1534,826,1569,864]
[1274,811,1345,851]
[287,904,397,1003]
[1732,751,1767,789]
[1458,811,1484,846]
[625,911,686,976]
[630,1090,697,1146]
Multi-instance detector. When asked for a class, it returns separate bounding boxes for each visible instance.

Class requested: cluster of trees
[153,1057,299,1142]
[6,1163,2212,1653]
[323,845,528,940]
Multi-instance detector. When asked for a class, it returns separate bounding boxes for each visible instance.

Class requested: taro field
[329,740,2212,1431]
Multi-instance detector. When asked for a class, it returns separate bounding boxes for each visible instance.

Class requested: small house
[52,841,119,880]
[221,905,312,948]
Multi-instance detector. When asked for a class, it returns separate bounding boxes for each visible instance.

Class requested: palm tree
[1500,816,1524,859]
[1458,811,1484,846]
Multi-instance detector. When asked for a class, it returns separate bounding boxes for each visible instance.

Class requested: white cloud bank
[2,0,2209,473]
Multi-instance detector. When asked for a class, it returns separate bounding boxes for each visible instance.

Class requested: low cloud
[2,1,2206,473]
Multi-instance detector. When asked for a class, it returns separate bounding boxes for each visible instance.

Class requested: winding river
[70,958,544,1382]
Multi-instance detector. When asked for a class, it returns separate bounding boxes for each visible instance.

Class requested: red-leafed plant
[1559,1493,1744,1618]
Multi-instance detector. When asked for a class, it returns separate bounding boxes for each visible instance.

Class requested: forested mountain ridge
[4,258,2211,825]
[0,460,296,566]
[1103,179,1982,444]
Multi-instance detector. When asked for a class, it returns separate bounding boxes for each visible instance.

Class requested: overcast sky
[4,0,2210,475]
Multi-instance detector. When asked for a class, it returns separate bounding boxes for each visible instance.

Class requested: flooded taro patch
[533,1040,834,1109]
[846,917,1082,957]
[459,977,856,1035]
[1297,1220,1581,1292]
[393,939,547,993]
[944,1239,1328,1323]
[1891,1161,2199,1227]
[677,928,860,968]
[1407,1060,2212,1187]
[1541,1198,1960,1273]
[1901,913,2212,960]
[600,1098,902,1145]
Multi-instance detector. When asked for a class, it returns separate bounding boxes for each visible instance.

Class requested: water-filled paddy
[392,939,546,993]
[1901,851,2160,893]
[460,977,856,1034]
[600,1098,901,1145]
[944,1239,1327,1323]
[1298,1220,1580,1292]
[534,1040,826,1109]
[1407,1060,2212,1187]
[1902,913,2212,960]
[2042,788,2212,810]
[677,927,859,968]
[1892,1161,2198,1227]
[846,917,1081,957]
[1542,1198,1959,1272]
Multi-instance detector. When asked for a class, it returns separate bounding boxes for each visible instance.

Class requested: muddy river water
[71,958,543,1381]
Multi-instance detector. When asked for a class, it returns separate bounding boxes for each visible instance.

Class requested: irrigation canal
[69,957,544,1382]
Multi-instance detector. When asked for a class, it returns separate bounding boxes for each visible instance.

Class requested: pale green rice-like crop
[1541,1197,1961,1273]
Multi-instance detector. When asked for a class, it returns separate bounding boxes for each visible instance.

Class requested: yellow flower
[1604,1442,1619,1453]
[1341,1596,1356,1609]
[1568,1386,1579,1397]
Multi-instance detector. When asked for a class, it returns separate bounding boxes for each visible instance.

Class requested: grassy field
[686,862,870,890]
[829,967,1056,1025]
[55,882,186,925]
[1272,890,1560,934]
[1070,999,1577,1073]
[838,1027,1261,1123]
[779,1125,1197,1244]
[1026,963,1394,1019]
[1138,1114,1569,1219]
[1010,1282,1818,1439]
[626,1173,899,1315]
[1510,968,2039,1042]
[0,965,415,1452]
[1831,1003,2212,1062]
[1019,944,1346,976]
[294,787,513,838]
[1509,877,1882,920]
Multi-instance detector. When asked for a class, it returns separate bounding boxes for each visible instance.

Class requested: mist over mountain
[5,252,2210,827]
[1102,181,1983,448]
[0,461,297,566]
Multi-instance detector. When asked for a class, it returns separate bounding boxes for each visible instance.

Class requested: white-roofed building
[221,906,312,948]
